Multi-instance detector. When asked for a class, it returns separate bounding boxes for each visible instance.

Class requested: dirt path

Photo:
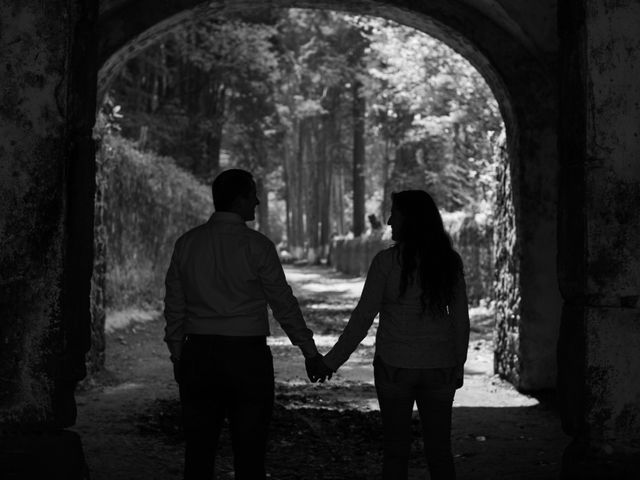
[74,265,568,479]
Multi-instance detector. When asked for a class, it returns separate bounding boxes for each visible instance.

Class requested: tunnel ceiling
[100,0,557,52]
[98,0,557,60]
[459,0,557,55]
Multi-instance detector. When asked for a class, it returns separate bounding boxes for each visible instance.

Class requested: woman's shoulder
[372,245,399,266]
[449,250,466,285]
[451,249,464,271]
[376,245,397,256]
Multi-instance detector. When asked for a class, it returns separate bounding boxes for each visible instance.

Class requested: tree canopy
[106,8,504,260]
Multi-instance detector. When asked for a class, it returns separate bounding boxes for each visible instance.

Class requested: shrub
[97,135,211,310]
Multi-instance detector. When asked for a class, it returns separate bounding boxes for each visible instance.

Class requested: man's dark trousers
[179,334,274,479]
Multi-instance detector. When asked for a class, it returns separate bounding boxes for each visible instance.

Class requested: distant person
[315,190,470,480]
[368,213,383,230]
[163,168,329,480]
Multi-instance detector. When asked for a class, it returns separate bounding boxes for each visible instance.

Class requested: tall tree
[110,16,279,183]
[352,80,366,236]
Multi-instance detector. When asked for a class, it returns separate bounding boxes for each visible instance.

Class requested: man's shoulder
[175,222,209,244]
[245,227,275,250]
[175,222,274,251]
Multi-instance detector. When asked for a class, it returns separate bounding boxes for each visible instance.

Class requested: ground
[74,265,568,479]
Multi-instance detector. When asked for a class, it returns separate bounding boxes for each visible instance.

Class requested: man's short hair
[212,169,255,211]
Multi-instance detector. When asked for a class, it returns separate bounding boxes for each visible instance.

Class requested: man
[164,169,329,479]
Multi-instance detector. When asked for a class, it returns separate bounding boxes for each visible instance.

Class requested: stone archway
[96,0,562,392]
[4,0,640,477]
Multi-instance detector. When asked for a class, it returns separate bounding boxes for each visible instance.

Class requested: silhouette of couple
[164,169,470,480]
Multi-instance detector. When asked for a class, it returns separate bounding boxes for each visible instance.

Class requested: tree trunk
[256,176,270,239]
[334,163,345,235]
[288,118,305,259]
[380,138,393,223]
[352,80,366,237]
[320,111,336,257]
[205,129,222,182]
[283,150,292,252]
[306,118,321,264]
[202,80,225,182]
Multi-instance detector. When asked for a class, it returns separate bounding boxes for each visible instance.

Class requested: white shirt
[323,247,470,371]
[163,211,318,360]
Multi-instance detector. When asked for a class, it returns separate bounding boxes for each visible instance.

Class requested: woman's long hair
[391,190,462,313]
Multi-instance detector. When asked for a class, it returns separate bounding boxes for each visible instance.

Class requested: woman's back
[374,247,458,369]
[322,246,468,372]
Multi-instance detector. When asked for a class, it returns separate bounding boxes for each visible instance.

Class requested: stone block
[582,0,640,300]
[585,307,640,446]
[0,430,88,479]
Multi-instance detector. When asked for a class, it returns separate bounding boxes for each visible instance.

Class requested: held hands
[305,353,334,383]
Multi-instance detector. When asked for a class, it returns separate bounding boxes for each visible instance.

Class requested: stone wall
[492,133,522,385]
[329,234,390,277]
[558,0,640,474]
[446,212,494,304]
[0,0,98,429]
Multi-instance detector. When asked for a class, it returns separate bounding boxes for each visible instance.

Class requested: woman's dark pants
[179,334,274,480]
[374,356,456,480]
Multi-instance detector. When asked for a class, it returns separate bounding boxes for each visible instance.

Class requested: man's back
[164,210,317,360]
[171,212,272,328]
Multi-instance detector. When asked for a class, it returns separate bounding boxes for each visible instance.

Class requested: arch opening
[92,6,508,330]
[94,0,560,395]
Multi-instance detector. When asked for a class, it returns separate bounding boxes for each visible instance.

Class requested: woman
[320,190,470,480]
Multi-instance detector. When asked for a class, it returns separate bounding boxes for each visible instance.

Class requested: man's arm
[258,242,319,359]
[164,240,186,363]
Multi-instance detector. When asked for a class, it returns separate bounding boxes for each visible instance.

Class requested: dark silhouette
[317,190,470,480]
[163,168,329,480]
[368,213,383,230]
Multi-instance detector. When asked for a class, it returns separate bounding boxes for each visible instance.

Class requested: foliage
[106,8,504,267]
[357,16,502,214]
[111,16,280,183]
[99,134,210,309]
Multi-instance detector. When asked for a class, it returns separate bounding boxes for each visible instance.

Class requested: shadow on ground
[133,388,564,480]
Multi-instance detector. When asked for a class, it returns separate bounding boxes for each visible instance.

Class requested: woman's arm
[451,266,470,387]
[323,252,387,371]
